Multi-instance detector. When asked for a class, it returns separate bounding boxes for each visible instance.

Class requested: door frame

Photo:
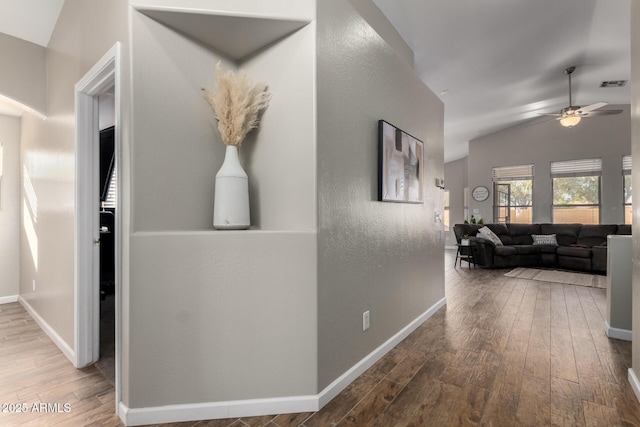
[74,42,121,401]
[494,182,512,223]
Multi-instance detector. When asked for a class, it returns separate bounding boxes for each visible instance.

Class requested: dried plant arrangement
[202,63,271,146]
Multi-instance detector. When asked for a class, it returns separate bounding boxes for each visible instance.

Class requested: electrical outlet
[362,311,370,331]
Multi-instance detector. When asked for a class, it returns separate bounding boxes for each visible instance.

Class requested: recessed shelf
[137,7,310,61]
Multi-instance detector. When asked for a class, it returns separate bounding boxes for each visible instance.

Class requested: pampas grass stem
[202,63,271,146]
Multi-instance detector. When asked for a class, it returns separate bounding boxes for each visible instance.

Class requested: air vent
[600,80,627,88]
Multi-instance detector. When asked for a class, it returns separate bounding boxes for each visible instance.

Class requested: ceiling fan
[540,66,622,128]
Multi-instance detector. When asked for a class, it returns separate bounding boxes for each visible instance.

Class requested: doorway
[74,42,121,412]
[96,93,116,384]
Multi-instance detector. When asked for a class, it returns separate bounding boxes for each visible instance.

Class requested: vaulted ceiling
[0,0,64,47]
[0,0,632,162]
[373,0,631,162]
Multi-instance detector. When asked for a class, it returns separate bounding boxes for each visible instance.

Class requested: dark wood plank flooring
[2,249,639,426]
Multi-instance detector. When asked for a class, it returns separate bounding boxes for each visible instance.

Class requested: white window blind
[492,164,534,180]
[103,166,117,209]
[551,158,602,177]
[623,155,632,174]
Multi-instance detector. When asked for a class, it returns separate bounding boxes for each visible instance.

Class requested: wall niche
[132,5,316,232]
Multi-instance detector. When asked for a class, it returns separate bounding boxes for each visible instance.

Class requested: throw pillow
[478,226,503,246]
[531,234,558,246]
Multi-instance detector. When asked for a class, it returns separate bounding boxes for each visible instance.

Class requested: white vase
[213,145,250,230]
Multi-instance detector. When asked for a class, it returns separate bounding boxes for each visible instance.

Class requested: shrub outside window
[551,159,601,224]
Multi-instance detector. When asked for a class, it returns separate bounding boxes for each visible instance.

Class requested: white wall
[0,33,46,115]
[468,107,631,224]
[99,92,115,130]
[0,115,20,301]
[316,0,445,389]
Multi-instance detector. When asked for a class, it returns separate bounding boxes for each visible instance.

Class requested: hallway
[1,250,639,425]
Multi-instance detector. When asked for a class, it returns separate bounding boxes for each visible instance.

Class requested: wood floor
[2,249,640,426]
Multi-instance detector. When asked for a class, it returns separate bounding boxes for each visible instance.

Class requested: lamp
[559,115,581,128]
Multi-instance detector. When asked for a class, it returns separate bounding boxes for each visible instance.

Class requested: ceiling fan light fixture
[560,115,581,128]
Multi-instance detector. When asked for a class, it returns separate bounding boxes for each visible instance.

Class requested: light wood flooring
[2,249,640,426]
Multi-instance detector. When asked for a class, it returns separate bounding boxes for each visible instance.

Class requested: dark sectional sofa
[453,223,631,274]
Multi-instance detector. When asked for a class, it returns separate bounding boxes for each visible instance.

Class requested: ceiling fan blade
[576,102,608,114]
[582,109,623,117]
[523,116,560,127]
[538,113,562,117]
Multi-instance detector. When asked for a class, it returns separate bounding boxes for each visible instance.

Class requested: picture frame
[378,120,424,203]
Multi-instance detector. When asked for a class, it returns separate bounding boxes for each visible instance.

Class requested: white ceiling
[0,0,631,161]
[0,0,64,46]
[373,0,632,162]
[0,0,65,116]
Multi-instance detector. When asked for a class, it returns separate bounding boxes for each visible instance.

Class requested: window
[624,155,632,224]
[444,189,450,231]
[492,164,533,224]
[551,158,601,224]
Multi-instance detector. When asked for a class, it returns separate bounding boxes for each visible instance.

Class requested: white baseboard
[317,296,446,407]
[444,245,457,250]
[119,396,319,426]
[19,296,75,364]
[0,295,18,304]
[118,297,447,426]
[629,369,640,403]
[604,321,632,341]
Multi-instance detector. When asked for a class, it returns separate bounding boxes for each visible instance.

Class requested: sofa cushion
[577,224,618,247]
[617,224,632,235]
[512,245,540,255]
[485,224,512,244]
[557,246,592,258]
[507,224,541,245]
[592,245,607,272]
[537,245,559,254]
[494,246,517,256]
[540,223,581,246]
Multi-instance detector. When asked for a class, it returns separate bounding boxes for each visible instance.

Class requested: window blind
[492,164,534,180]
[103,166,117,209]
[623,155,632,173]
[550,158,602,177]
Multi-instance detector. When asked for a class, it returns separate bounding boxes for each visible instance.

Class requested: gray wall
[0,33,46,115]
[317,0,445,389]
[630,1,640,382]
[468,106,631,224]
[444,156,468,246]
[349,0,414,68]
[0,115,21,299]
[18,0,129,352]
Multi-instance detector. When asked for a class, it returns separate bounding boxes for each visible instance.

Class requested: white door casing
[74,42,121,410]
